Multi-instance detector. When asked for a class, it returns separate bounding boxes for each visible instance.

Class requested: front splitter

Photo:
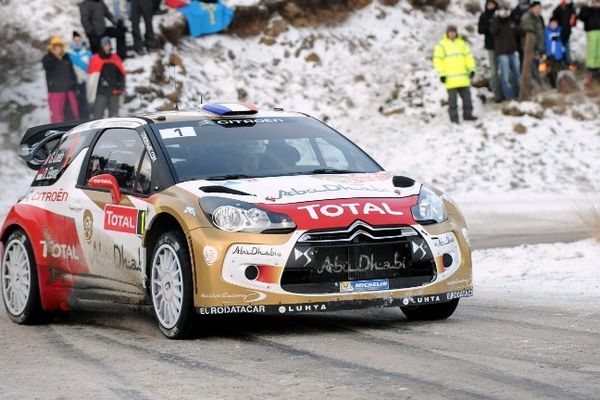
[195,289,473,315]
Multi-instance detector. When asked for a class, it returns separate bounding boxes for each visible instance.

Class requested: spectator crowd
[433,0,600,123]
[42,0,165,123]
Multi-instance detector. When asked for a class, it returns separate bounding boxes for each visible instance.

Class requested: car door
[67,128,152,303]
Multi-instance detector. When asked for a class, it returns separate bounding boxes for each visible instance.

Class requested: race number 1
[159,127,196,139]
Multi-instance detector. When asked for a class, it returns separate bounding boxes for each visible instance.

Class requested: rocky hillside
[0,0,599,202]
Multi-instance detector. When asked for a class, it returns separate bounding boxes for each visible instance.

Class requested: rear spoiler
[18,121,83,170]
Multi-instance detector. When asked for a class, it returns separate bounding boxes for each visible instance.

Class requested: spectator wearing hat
[552,0,577,66]
[67,31,93,120]
[88,37,126,119]
[42,36,80,123]
[578,0,600,80]
[131,0,157,54]
[80,0,127,59]
[433,25,477,124]
[478,0,503,102]
[490,8,521,100]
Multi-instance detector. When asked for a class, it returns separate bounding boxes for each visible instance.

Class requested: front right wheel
[150,231,194,339]
[400,299,459,321]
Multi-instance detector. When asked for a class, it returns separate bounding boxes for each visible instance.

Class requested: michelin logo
[340,279,389,293]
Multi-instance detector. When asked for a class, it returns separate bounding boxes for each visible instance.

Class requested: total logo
[40,240,79,260]
[104,205,146,234]
[297,201,404,220]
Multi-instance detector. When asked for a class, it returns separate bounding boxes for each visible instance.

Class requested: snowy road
[0,295,598,400]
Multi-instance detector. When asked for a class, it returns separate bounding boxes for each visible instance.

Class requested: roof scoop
[202,103,258,116]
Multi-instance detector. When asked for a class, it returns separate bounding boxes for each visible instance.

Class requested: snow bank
[473,240,600,308]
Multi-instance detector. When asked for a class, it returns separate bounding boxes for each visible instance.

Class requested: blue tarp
[180,0,234,37]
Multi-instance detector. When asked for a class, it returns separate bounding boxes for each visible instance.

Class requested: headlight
[200,196,296,233]
[411,187,448,224]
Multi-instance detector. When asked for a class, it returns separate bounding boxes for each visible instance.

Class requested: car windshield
[150,116,382,182]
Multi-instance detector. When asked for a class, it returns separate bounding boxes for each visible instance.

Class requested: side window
[85,129,152,195]
[32,131,88,187]
[315,138,349,170]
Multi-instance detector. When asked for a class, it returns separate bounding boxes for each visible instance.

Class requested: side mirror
[88,174,122,204]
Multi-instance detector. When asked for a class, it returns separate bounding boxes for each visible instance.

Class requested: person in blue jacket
[68,31,93,120]
[544,18,566,87]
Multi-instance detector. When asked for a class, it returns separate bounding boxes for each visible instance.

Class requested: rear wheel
[1,230,44,324]
[400,299,459,321]
[150,231,193,339]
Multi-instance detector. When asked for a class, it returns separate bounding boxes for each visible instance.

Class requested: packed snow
[474,240,600,309]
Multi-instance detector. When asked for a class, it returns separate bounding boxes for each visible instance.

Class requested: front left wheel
[1,230,44,324]
[150,231,194,339]
[400,299,459,321]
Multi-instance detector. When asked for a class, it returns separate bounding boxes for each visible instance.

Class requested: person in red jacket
[88,37,126,119]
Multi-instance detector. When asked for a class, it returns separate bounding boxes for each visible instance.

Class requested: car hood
[177,171,421,204]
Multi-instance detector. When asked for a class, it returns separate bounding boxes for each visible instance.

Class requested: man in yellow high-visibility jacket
[433,25,478,124]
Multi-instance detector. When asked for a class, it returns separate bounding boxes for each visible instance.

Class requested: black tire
[400,299,459,321]
[149,230,194,339]
[1,230,45,324]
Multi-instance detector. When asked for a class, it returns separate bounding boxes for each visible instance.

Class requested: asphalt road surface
[1,207,598,400]
[0,296,598,400]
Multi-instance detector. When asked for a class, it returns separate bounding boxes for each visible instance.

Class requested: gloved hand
[469,71,475,79]
[440,76,446,83]
[551,36,559,41]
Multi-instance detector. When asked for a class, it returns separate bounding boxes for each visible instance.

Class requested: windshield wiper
[206,174,255,181]
[308,168,364,175]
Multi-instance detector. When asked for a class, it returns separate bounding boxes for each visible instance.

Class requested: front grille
[282,222,436,294]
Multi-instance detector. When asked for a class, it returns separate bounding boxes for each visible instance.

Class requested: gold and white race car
[1,103,472,338]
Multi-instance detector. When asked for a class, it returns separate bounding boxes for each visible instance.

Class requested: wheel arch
[143,212,196,291]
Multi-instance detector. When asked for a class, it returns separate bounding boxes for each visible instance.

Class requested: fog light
[442,253,453,269]
[245,265,259,280]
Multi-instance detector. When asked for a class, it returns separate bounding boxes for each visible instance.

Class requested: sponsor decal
[197,305,266,315]
[298,201,404,220]
[317,171,395,184]
[35,166,60,181]
[446,290,473,300]
[272,184,390,200]
[340,279,389,293]
[45,148,67,164]
[183,206,197,217]
[232,245,282,258]
[27,189,69,202]
[140,132,157,162]
[83,209,94,243]
[200,290,267,302]
[104,205,146,234]
[203,245,218,266]
[317,253,406,274]
[215,118,285,125]
[435,234,456,247]
[159,127,197,139]
[113,244,142,271]
[402,295,441,305]
[40,240,79,261]
[278,304,327,314]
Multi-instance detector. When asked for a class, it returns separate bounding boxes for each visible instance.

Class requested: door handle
[68,201,82,211]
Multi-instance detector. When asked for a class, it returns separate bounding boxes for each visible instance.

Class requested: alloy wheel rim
[151,243,184,329]
[2,239,31,316]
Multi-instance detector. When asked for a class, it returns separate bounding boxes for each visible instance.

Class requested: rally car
[1,103,473,339]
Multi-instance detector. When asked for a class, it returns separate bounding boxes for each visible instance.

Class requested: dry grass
[575,203,600,242]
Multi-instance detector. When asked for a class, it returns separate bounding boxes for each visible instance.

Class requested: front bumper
[188,213,473,314]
